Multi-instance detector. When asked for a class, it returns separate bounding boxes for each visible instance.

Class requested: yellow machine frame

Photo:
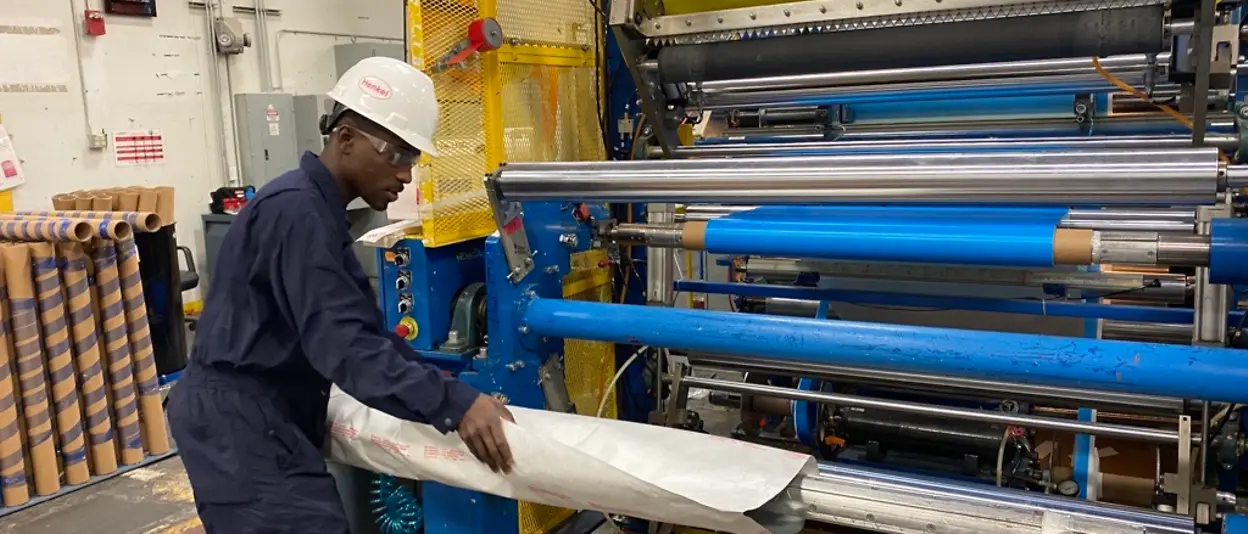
[406,3,609,532]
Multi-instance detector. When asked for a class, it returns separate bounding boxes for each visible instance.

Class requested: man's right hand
[458,394,515,473]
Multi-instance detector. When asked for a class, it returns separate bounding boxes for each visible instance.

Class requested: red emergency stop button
[395,317,419,341]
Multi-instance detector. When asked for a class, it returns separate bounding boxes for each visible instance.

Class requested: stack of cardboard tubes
[0,208,171,506]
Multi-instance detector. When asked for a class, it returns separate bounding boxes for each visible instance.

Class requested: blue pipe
[704,206,1067,267]
[522,298,1248,403]
[673,280,1248,325]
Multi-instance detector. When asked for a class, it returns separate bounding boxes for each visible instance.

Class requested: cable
[1091,56,1230,163]
[996,427,1011,487]
[627,114,647,161]
[598,345,648,418]
[372,474,422,534]
[585,0,606,17]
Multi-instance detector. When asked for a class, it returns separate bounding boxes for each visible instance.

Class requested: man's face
[342,125,419,210]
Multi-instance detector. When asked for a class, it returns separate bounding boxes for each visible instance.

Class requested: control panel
[377,237,486,362]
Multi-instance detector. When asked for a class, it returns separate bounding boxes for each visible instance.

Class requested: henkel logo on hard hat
[359,76,393,99]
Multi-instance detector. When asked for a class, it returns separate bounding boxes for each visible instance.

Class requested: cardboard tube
[119,191,139,212]
[0,215,133,241]
[137,189,158,213]
[0,260,30,506]
[2,245,60,496]
[51,195,75,211]
[73,196,93,211]
[83,244,109,438]
[0,220,92,243]
[92,195,113,212]
[28,243,90,485]
[89,242,145,465]
[56,243,117,476]
[114,239,170,455]
[13,211,161,233]
[1053,229,1095,265]
[681,222,708,251]
[87,244,144,464]
[155,187,175,228]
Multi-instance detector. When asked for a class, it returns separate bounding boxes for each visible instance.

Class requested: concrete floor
[0,457,201,534]
[0,373,743,534]
[0,454,628,534]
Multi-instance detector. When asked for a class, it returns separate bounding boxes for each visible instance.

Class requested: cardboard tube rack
[0,216,171,511]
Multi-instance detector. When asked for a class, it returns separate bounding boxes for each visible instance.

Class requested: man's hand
[458,394,515,473]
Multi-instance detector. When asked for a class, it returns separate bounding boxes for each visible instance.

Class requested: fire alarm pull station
[85,10,106,36]
[104,0,157,17]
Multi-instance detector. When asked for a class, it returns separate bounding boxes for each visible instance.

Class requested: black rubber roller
[657,6,1166,83]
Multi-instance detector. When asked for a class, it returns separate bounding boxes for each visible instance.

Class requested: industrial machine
[362,0,1248,533]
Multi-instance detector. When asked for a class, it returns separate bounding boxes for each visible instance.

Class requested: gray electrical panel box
[293,94,328,156]
[334,42,405,77]
[234,93,299,189]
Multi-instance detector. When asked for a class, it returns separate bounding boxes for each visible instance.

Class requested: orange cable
[1091,57,1230,163]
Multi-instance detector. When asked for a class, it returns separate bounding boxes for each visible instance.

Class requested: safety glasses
[339,126,422,167]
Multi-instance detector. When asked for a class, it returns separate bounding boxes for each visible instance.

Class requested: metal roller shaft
[654,135,1241,159]
[699,54,1165,94]
[765,463,1196,534]
[687,353,1185,414]
[699,74,1149,110]
[740,263,1191,303]
[1101,321,1193,344]
[682,377,1189,444]
[495,148,1224,206]
[1227,165,1248,188]
[706,114,1238,144]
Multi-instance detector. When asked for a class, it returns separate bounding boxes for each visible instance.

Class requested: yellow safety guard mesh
[409,1,606,532]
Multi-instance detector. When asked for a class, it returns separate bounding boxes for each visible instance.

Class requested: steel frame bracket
[485,171,534,283]
[1192,0,1216,144]
[1164,414,1194,515]
[611,23,683,156]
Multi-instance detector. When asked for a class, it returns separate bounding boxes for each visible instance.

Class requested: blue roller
[522,298,1248,404]
[1226,514,1248,534]
[703,206,1067,267]
[1211,218,1248,286]
[792,378,821,447]
[732,79,1125,108]
[672,280,1248,325]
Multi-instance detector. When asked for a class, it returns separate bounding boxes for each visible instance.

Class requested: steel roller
[495,148,1225,206]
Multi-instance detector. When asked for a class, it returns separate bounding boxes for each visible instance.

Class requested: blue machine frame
[360,2,1248,532]
[375,236,545,534]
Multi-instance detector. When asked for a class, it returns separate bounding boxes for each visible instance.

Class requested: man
[168,56,514,533]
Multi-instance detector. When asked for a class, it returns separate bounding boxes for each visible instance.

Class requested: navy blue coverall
[168,152,481,533]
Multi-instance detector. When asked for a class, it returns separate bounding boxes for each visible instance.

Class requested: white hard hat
[326,56,440,157]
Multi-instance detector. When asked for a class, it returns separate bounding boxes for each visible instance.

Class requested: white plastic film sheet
[325,389,816,534]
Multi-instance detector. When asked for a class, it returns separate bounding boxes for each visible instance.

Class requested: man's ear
[336,127,355,155]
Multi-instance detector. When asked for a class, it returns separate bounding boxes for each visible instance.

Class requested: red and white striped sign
[113,130,164,166]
